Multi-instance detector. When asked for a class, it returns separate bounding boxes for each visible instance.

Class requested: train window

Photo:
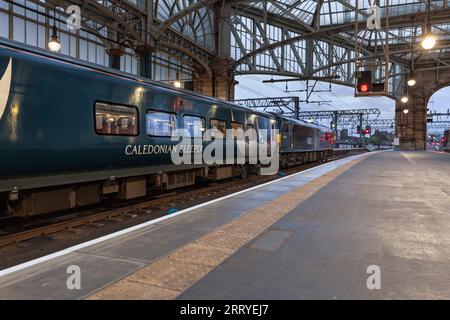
[95,102,138,136]
[257,117,270,143]
[146,110,176,137]
[183,115,205,138]
[210,119,227,138]
[231,122,244,140]
[306,128,314,145]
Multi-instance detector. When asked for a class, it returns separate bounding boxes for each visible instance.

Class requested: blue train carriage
[275,114,334,168]
[0,39,279,216]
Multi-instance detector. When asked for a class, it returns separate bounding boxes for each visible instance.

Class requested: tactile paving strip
[87,157,368,300]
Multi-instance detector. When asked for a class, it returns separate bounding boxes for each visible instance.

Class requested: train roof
[272,113,331,131]
[0,38,273,119]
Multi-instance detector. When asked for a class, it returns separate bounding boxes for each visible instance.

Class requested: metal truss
[427,121,450,130]
[296,108,381,135]
[233,98,383,132]
[5,0,450,99]
[234,96,300,118]
[230,1,450,99]
[428,110,450,121]
[426,111,450,131]
[3,0,218,77]
[339,118,395,131]
[297,108,381,121]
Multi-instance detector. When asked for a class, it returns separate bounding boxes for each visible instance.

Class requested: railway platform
[1,150,450,299]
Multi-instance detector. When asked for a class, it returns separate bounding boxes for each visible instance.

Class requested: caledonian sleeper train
[0,39,333,216]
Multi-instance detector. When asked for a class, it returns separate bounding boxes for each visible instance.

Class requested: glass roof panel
[244,0,445,27]
[154,0,214,51]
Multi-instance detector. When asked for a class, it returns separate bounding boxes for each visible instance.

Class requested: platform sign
[394,138,400,146]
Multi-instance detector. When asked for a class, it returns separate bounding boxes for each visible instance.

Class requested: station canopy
[3,0,448,98]
[228,0,450,98]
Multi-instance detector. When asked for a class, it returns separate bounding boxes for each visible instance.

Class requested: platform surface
[0,151,449,299]
[179,151,450,299]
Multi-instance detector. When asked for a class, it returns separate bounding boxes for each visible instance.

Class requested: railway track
[0,151,363,268]
[0,169,293,248]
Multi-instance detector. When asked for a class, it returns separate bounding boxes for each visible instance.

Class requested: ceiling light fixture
[421,0,437,50]
[48,23,61,52]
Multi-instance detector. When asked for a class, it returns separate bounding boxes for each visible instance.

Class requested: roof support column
[306,38,314,76]
[106,48,124,70]
[135,0,154,78]
[215,0,231,59]
[395,69,441,150]
[106,24,124,70]
[136,45,154,78]
[395,99,427,151]
[196,0,236,101]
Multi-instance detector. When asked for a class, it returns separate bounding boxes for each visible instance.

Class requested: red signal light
[356,71,372,94]
[359,83,369,92]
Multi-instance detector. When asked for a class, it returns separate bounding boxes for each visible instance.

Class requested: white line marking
[0,152,374,278]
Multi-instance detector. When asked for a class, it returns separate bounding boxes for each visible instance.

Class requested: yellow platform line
[86,156,368,300]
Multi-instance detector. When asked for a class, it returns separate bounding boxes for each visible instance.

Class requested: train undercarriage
[1,149,335,217]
